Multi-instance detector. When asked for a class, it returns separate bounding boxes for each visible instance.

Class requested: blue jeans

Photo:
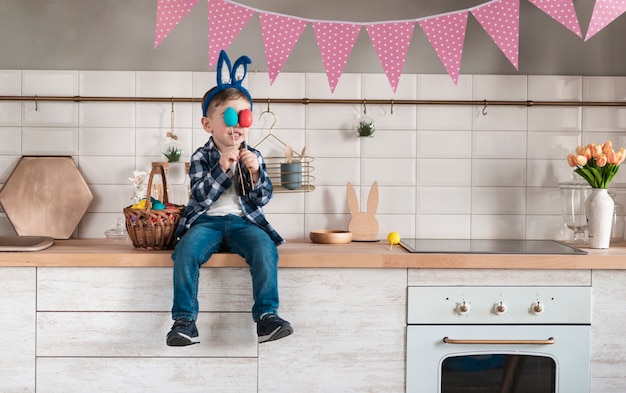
[171,214,279,322]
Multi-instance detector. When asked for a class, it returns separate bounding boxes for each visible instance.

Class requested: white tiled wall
[1,70,626,241]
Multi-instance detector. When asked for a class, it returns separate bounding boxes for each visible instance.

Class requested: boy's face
[201,96,251,152]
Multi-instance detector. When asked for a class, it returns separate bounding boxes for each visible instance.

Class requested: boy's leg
[226,217,280,321]
[170,216,223,319]
[226,216,292,342]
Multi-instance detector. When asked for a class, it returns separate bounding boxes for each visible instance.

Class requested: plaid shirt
[175,137,284,246]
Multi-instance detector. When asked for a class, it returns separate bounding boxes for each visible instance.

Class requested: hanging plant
[163,144,182,163]
[163,98,183,163]
[356,117,375,137]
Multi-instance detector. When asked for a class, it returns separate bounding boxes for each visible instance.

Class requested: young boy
[166,51,292,346]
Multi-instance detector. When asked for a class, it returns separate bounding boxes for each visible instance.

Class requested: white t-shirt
[205,162,244,217]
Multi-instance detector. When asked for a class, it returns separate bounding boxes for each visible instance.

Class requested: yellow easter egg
[387,231,401,245]
[131,199,147,209]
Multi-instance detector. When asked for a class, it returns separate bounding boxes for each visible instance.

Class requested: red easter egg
[239,108,253,128]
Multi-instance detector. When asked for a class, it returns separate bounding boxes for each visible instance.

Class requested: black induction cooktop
[398,239,587,255]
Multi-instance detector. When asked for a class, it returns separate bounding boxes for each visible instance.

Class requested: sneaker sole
[258,325,294,343]
[166,333,200,346]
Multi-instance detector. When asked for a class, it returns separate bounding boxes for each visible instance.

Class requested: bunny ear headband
[202,50,253,117]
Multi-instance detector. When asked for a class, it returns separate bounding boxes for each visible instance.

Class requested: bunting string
[153,0,625,91]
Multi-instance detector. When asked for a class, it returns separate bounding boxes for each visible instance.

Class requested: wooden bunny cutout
[347,181,379,241]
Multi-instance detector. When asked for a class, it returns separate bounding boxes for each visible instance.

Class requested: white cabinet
[35,267,258,392]
[259,268,407,393]
[591,270,626,393]
[0,267,36,393]
[5,265,626,392]
[15,267,406,392]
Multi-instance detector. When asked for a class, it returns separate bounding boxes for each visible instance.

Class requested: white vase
[585,188,614,249]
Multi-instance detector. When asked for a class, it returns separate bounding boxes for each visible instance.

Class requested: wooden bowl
[310,230,353,244]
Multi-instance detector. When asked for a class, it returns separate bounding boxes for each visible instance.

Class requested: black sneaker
[257,314,293,343]
[166,318,200,346]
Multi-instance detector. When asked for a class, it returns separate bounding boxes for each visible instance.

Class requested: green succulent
[357,120,375,137]
[163,145,182,163]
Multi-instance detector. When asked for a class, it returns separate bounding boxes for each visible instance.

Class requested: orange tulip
[574,155,588,166]
[567,154,577,167]
[568,141,624,188]
[607,149,618,164]
[590,143,603,159]
[616,148,626,165]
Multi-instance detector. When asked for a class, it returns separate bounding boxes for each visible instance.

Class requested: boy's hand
[239,149,259,174]
[239,149,260,185]
[219,145,241,172]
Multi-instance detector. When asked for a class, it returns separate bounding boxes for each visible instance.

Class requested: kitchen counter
[2,238,626,269]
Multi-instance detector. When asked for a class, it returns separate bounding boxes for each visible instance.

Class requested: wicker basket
[123,164,184,250]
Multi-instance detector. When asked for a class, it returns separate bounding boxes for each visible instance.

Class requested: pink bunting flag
[259,13,308,85]
[312,22,362,93]
[418,12,468,85]
[471,0,520,70]
[154,0,200,49]
[528,0,582,37]
[585,0,626,41]
[366,22,416,93]
[207,0,255,68]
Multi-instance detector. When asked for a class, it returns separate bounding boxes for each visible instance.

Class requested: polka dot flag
[156,0,614,91]
[260,13,308,85]
[471,0,520,70]
[154,0,200,49]
[585,0,626,41]
[418,13,468,85]
[312,22,362,93]
[528,0,582,38]
[366,22,416,93]
[207,0,255,68]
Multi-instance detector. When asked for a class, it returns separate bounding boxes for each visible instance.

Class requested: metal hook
[35,95,38,111]
[363,99,367,115]
[258,101,277,131]
[390,99,394,115]
[482,100,488,116]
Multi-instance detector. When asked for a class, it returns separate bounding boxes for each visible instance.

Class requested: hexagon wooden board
[0,156,93,239]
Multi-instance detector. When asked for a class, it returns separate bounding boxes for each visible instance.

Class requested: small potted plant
[162,142,185,185]
[356,117,375,137]
[162,144,182,163]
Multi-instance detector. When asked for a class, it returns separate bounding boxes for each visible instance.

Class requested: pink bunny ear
[366,181,378,214]
[346,182,359,215]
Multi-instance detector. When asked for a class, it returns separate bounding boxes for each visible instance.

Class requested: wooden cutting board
[347,181,379,241]
[0,156,93,239]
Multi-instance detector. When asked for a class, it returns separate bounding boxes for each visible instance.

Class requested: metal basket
[264,156,315,193]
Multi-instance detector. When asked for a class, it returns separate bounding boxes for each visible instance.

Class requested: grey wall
[0,0,624,75]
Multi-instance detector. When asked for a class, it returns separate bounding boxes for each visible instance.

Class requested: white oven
[406,286,591,393]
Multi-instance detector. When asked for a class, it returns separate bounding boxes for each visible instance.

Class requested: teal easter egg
[224,107,238,127]
[152,202,166,210]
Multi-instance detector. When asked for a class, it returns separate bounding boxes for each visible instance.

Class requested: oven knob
[493,301,507,315]
[456,301,470,315]
[531,301,544,314]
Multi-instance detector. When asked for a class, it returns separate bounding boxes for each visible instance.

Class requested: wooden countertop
[2,239,626,269]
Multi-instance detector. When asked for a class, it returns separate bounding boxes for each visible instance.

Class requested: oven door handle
[443,337,555,345]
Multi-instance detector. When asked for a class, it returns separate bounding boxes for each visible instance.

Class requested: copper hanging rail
[2,95,626,107]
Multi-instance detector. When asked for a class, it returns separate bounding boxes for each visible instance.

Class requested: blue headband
[202,50,253,116]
